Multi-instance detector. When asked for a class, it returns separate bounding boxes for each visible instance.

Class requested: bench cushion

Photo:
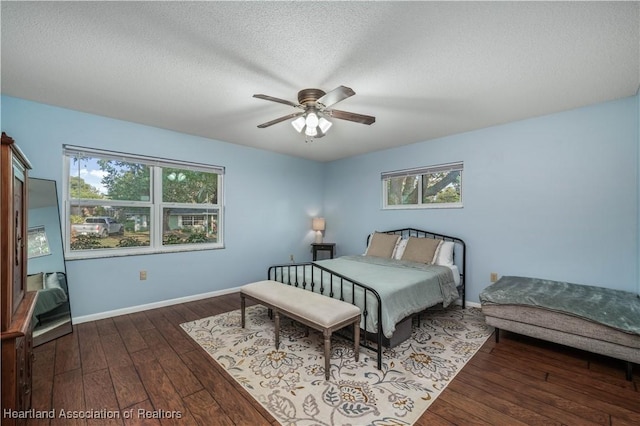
[241,280,360,328]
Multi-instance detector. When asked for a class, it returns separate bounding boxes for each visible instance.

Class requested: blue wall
[324,95,639,303]
[2,96,324,318]
[3,94,638,317]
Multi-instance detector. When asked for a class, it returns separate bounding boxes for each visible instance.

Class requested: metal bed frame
[267,227,466,370]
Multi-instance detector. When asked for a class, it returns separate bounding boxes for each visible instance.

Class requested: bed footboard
[268,262,384,370]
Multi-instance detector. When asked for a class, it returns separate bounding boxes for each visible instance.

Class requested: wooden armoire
[1,132,37,424]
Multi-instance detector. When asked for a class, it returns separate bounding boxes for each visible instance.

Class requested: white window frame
[382,162,463,209]
[63,145,224,259]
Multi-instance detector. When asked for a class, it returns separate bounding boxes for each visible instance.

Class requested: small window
[27,226,51,258]
[382,162,463,209]
[64,146,224,258]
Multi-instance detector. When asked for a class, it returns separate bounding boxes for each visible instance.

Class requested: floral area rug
[180,305,492,425]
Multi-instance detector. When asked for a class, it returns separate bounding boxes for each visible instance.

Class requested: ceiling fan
[253,86,375,139]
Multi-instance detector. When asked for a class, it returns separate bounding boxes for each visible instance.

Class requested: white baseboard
[72,286,242,324]
[72,290,481,324]
[454,299,480,309]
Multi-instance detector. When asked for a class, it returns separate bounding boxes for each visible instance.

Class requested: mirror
[27,178,72,346]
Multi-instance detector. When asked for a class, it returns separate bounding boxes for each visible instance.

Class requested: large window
[63,146,224,258]
[382,162,463,209]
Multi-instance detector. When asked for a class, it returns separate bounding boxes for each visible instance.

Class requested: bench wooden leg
[353,319,360,362]
[324,329,331,380]
[274,310,280,349]
[240,294,246,328]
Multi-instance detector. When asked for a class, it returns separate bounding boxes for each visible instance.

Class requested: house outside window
[382,162,463,209]
[179,215,205,227]
[63,146,224,258]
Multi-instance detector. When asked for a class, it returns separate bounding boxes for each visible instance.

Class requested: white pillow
[393,238,408,260]
[44,272,62,290]
[435,241,455,266]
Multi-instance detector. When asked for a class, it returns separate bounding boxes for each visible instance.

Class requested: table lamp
[312,217,325,244]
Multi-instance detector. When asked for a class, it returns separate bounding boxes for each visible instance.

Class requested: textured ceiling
[2,1,638,162]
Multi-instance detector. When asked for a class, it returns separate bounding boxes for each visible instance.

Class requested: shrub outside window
[64,146,224,258]
[382,162,463,209]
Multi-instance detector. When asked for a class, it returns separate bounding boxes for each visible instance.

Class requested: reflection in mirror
[27,178,72,346]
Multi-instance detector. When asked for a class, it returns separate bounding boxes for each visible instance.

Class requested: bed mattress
[275,255,458,338]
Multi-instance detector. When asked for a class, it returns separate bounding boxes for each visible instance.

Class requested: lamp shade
[318,117,332,134]
[291,116,306,132]
[305,112,319,129]
[312,217,325,231]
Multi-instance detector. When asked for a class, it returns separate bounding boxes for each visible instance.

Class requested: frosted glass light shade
[291,116,306,132]
[318,117,332,134]
[305,112,319,129]
[305,125,317,137]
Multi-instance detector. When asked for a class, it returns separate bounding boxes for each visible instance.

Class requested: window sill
[65,244,225,260]
[382,203,463,210]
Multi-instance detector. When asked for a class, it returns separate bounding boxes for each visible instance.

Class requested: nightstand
[311,243,335,261]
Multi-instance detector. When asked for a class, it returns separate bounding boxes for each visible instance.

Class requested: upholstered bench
[480,276,640,380]
[240,280,361,380]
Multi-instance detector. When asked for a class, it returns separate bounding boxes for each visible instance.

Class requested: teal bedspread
[288,255,457,338]
[32,286,68,327]
[479,276,640,335]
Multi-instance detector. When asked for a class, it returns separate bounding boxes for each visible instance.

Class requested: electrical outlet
[289,254,294,263]
[490,272,498,282]
[140,270,147,280]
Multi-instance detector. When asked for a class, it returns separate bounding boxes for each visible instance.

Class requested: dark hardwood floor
[27,293,639,425]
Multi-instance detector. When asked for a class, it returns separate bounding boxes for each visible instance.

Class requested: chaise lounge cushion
[480,276,640,335]
[480,276,640,367]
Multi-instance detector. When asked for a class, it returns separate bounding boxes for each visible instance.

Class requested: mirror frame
[28,177,73,346]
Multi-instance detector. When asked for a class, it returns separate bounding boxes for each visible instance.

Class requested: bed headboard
[374,227,463,244]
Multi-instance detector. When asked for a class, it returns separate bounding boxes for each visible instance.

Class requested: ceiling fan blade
[253,94,299,108]
[257,112,304,128]
[327,109,376,125]
[316,86,355,109]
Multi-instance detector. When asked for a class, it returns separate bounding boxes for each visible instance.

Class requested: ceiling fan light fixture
[254,86,375,140]
[305,112,319,129]
[291,116,306,132]
[318,117,332,134]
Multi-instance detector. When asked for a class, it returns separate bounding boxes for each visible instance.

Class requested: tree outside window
[383,162,463,209]
[64,147,223,258]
